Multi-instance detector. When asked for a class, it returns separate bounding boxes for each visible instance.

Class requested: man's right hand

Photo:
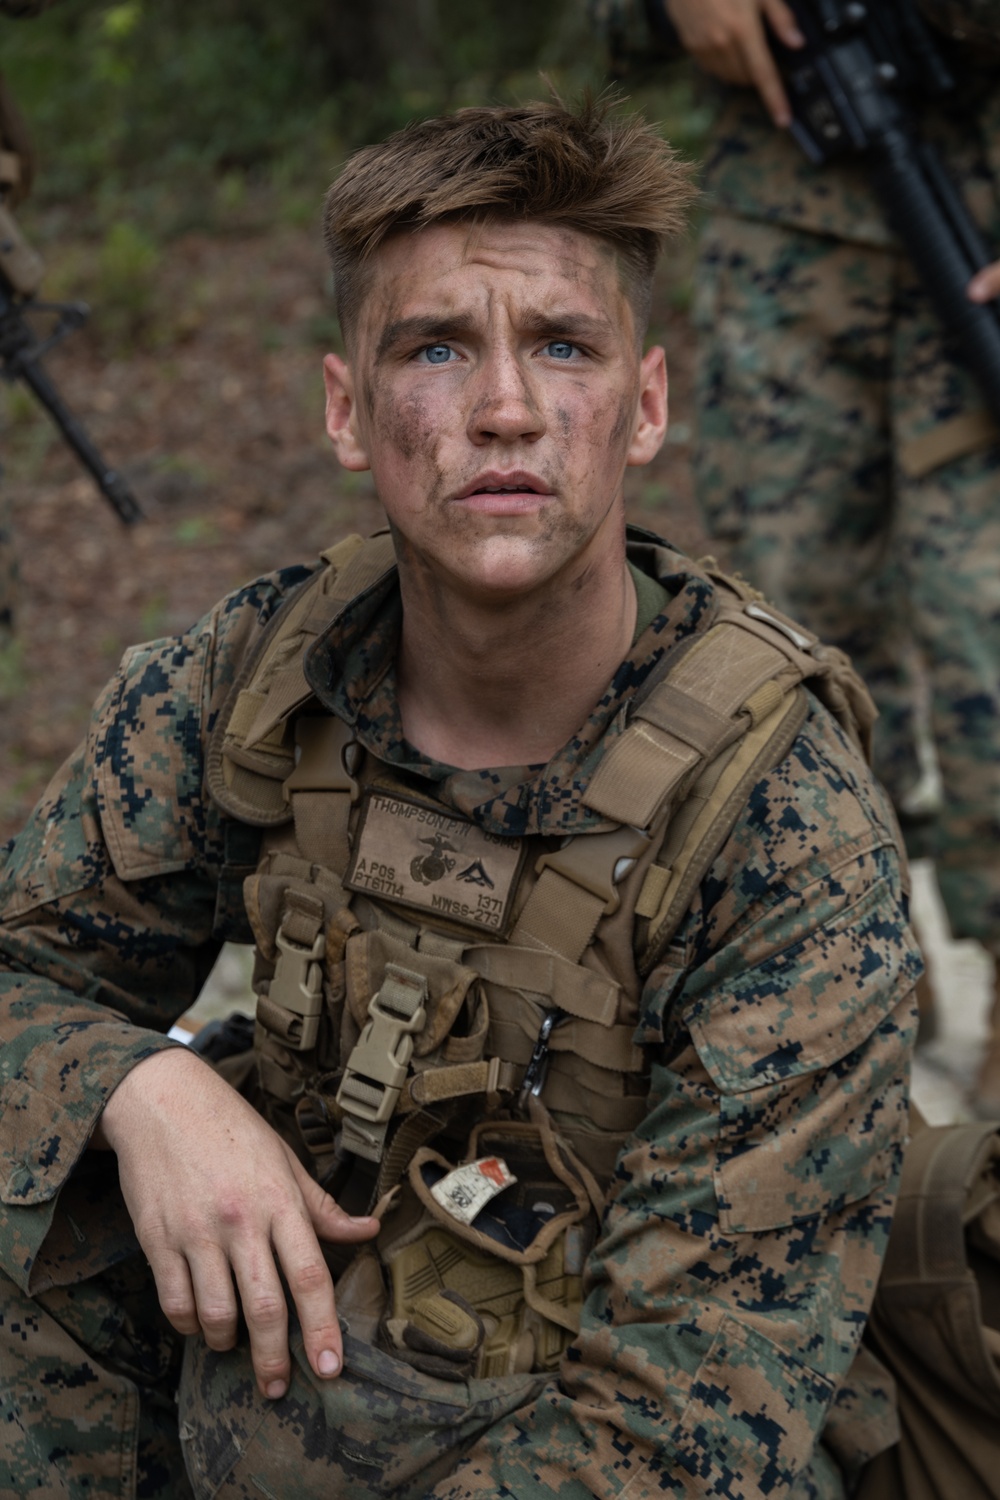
[664,0,805,126]
[92,1046,380,1400]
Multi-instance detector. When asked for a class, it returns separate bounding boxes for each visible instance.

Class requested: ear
[323,352,371,472]
[626,345,668,467]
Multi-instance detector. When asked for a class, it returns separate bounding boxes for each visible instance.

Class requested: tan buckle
[533,824,652,915]
[269,923,325,1051]
[337,964,427,1161]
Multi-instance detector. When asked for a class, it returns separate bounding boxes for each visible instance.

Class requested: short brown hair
[324,93,697,346]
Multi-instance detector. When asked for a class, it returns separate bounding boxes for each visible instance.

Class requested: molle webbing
[511,582,873,973]
[586,599,840,828]
[206,531,395,827]
[209,536,876,1186]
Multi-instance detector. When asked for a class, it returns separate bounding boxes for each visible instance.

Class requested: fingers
[968,260,1000,303]
[665,0,802,127]
[107,1049,384,1401]
[230,1237,296,1399]
[145,1243,203,1338]
[762,0,805,50]
[738,15,793,126]
[271,1211,343,1396]
[281,1152,381,1390]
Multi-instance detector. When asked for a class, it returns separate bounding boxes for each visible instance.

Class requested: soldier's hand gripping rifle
[644,0,1000,423]
[0,206,141,524]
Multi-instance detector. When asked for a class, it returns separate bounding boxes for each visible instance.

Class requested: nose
[466,346,545,445]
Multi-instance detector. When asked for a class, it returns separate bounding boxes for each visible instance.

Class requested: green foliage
[1,381,55,478]
[94,220,160,348]
[0,0,711,219]
[139,587,168,637]
[173,514,220,545]
[0,636,25,702]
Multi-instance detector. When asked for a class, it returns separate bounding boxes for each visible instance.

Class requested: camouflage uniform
[595,0,1000,952]
[0,532,919,1498]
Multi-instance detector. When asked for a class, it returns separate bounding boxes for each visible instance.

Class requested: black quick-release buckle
[518,1008,562,1114]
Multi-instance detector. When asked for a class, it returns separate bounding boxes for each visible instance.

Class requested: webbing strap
[637,689,809,968]
[402,1058,520,1110]
[583,619,800,827]
[208,532,397,828]
[898,408,999,479]
[488,1009,643,1074]
[242,532,395,748]
[511,873,606,962]
[510,824,652,965]
[466,944,619,1026]
[283,714,359,871]
[879,1121,1000,1288]
[539,1068,648,1132]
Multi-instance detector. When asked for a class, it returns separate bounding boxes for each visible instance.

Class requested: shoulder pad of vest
[205,531,396,826]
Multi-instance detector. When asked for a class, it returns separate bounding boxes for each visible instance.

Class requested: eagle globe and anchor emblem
[410,833,496,890]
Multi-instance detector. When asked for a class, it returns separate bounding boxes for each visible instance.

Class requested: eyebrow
[374,309,618,362]
[375,316,467,361]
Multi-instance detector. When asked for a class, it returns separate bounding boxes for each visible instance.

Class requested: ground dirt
[0,223,707,843]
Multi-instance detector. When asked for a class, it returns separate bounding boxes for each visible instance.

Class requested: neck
[395,548,637,771]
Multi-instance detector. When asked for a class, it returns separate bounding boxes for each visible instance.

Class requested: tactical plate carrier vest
[203,531,877,1382]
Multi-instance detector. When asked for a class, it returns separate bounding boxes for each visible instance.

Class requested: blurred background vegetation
[3,0,714,240]
[0,0,717,826]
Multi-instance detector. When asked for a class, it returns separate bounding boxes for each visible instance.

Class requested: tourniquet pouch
[380,1113,601,1382]
[854,1120,1000,1500]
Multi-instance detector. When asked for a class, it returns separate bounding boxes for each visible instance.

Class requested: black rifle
[645,0,1000,423]
[0,211,141,524]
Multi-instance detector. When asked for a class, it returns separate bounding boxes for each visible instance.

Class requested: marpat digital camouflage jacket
[0,537,920,1498]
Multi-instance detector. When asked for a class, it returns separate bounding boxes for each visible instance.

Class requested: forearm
[0,574,284,1281]
[0,847,218,1286]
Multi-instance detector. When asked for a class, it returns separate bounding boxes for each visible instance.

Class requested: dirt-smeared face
[324,219,666,603]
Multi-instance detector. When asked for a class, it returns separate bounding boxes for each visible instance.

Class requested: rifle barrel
[872,129,1000,425]
[12,349,142,524]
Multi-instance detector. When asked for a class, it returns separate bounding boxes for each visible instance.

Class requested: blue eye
[420,344,454,364]
[545,341,577,360]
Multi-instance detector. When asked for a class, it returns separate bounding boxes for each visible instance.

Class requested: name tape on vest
[345,789,524,935]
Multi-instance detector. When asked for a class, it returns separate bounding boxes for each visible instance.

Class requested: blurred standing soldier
[592,0,1000,1114]
[0,0,55,642]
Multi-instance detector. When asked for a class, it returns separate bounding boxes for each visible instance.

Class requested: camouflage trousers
[0,1256,190,1498]
[0,1252,545,1500]
[693,211,1000,949]
[0,1252,863,1498]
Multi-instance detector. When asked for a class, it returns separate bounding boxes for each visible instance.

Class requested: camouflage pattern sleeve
[429,698,920,1499]
[0,562,315,1292]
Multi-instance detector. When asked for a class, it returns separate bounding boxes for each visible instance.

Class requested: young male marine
[0,98,919,1500]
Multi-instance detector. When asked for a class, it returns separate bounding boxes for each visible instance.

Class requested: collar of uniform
[304,529,716,838]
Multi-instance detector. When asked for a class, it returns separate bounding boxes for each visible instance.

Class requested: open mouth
[457,473,549,502]
[473,484,539,495]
